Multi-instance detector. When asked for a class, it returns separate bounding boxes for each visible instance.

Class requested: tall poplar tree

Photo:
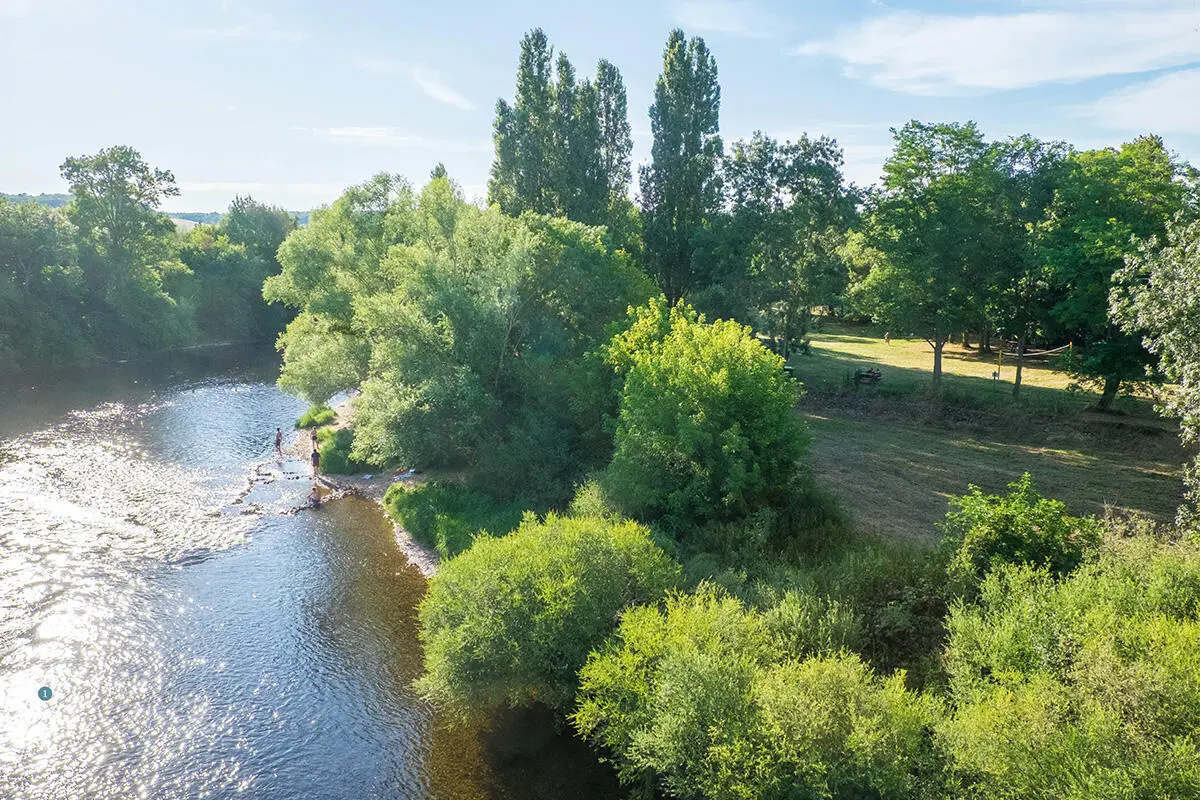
[489,29,556,216]
[595,59,632,202]
[639,29,722,303]
[489,30,632,232]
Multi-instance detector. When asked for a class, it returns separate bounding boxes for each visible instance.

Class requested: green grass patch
[383,480,533,559]
[315,427,369,475]
[794,321,1157,417]
[296,403,336,428]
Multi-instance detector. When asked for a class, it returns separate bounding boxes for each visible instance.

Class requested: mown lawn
[791,320,1158,417]
[793,323,1186,540]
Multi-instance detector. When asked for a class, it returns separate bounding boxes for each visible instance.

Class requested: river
[0,346,619,799]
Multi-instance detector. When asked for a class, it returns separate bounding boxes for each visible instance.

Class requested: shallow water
[0,347,617,799]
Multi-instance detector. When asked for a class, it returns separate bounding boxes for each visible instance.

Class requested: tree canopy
[416,512,679,716]
[640,29,722,303]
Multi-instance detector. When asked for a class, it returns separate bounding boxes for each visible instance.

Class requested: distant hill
[1,192,71,207]
[3,192,310,226]
[171,211,222,225]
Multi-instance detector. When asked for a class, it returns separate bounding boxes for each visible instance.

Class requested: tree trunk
[1097,375,1120,411]
[1012,330,1027,398]
[981,326,992,354]
[961,330,970,349]
[933,339,945,389]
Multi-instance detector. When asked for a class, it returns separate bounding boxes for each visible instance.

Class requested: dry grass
[794,323,1185,540]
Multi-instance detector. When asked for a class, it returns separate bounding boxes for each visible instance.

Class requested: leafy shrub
[296,403,336,428]
[574,587,942,799]
[415,513,680,717]
[941,473,1102,596]
[602,298,807,534]
[939,536,1200,798]
[315,427,368,475]
[383,480,531,558]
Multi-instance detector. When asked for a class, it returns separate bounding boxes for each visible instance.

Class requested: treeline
[263,26,1200,798]
[0,146,295,372]
[483,32,1198,410]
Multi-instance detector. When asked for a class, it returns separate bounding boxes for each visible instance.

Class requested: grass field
[792,320,1159,416]
[791,323,1186,540]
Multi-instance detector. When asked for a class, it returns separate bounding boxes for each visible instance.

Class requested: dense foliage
[940,537,1200,798]
[574,588,942,800]
[415,513,679,716]
[1113,216,1200,526]
[0,147,292,373]
[602,298,806,533]
[265,174,653,501]
[941,473,1102,596]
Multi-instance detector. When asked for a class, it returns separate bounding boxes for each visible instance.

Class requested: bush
[574,587,943,799]
[315,427,368,475]
[602,298,807,534]
[941,473,1102,596]
[296,402,336,428]
[939,536,1200,798]
[383,480,531,558]
[415,513,680,717]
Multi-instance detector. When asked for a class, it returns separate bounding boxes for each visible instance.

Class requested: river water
[0,347,618,799]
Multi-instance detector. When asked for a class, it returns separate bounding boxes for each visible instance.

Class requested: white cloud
[668,0,779,38]
[1086,67,1200,134]
[308,127,490,152]
[796,5,1200,94]
[408,67,475,110]
[353,58,475,110]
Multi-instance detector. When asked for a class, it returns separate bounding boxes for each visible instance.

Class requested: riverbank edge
[290,397,441,578]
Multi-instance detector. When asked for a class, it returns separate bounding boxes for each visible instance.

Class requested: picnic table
[854,367,882,385]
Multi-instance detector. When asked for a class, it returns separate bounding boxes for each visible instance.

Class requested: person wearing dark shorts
[311,447,320,477]
[275,427,283,456]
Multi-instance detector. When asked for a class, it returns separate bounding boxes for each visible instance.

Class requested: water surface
[0,347,617,799]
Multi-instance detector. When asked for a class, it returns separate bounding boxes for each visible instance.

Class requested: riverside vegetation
[8,23,1200,800]
[0,147,296,372]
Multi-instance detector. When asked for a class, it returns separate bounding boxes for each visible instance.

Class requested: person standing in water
[275,427,283,456]
[311,446,320,478]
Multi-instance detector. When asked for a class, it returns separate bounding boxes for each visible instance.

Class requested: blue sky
[3,0,1198,212]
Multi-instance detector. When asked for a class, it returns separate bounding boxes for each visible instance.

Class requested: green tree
[266,173,653,501]
[602,298,805,532]
[1042,136,1186,410]
[991,136,1070,397]
[223,195,296,261]
[852,121,1003,388]
[1112,215,1200,525]
[710,132,857,356]
[60,145,189,351]
[0,199,84,370]
[596,58,632,202]
[415,512,679,717]
[640,29,722,303]
[489,30,632,235]
[489,29,557,216]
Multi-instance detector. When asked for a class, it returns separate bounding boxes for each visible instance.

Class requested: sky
[2,0,1199,213]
